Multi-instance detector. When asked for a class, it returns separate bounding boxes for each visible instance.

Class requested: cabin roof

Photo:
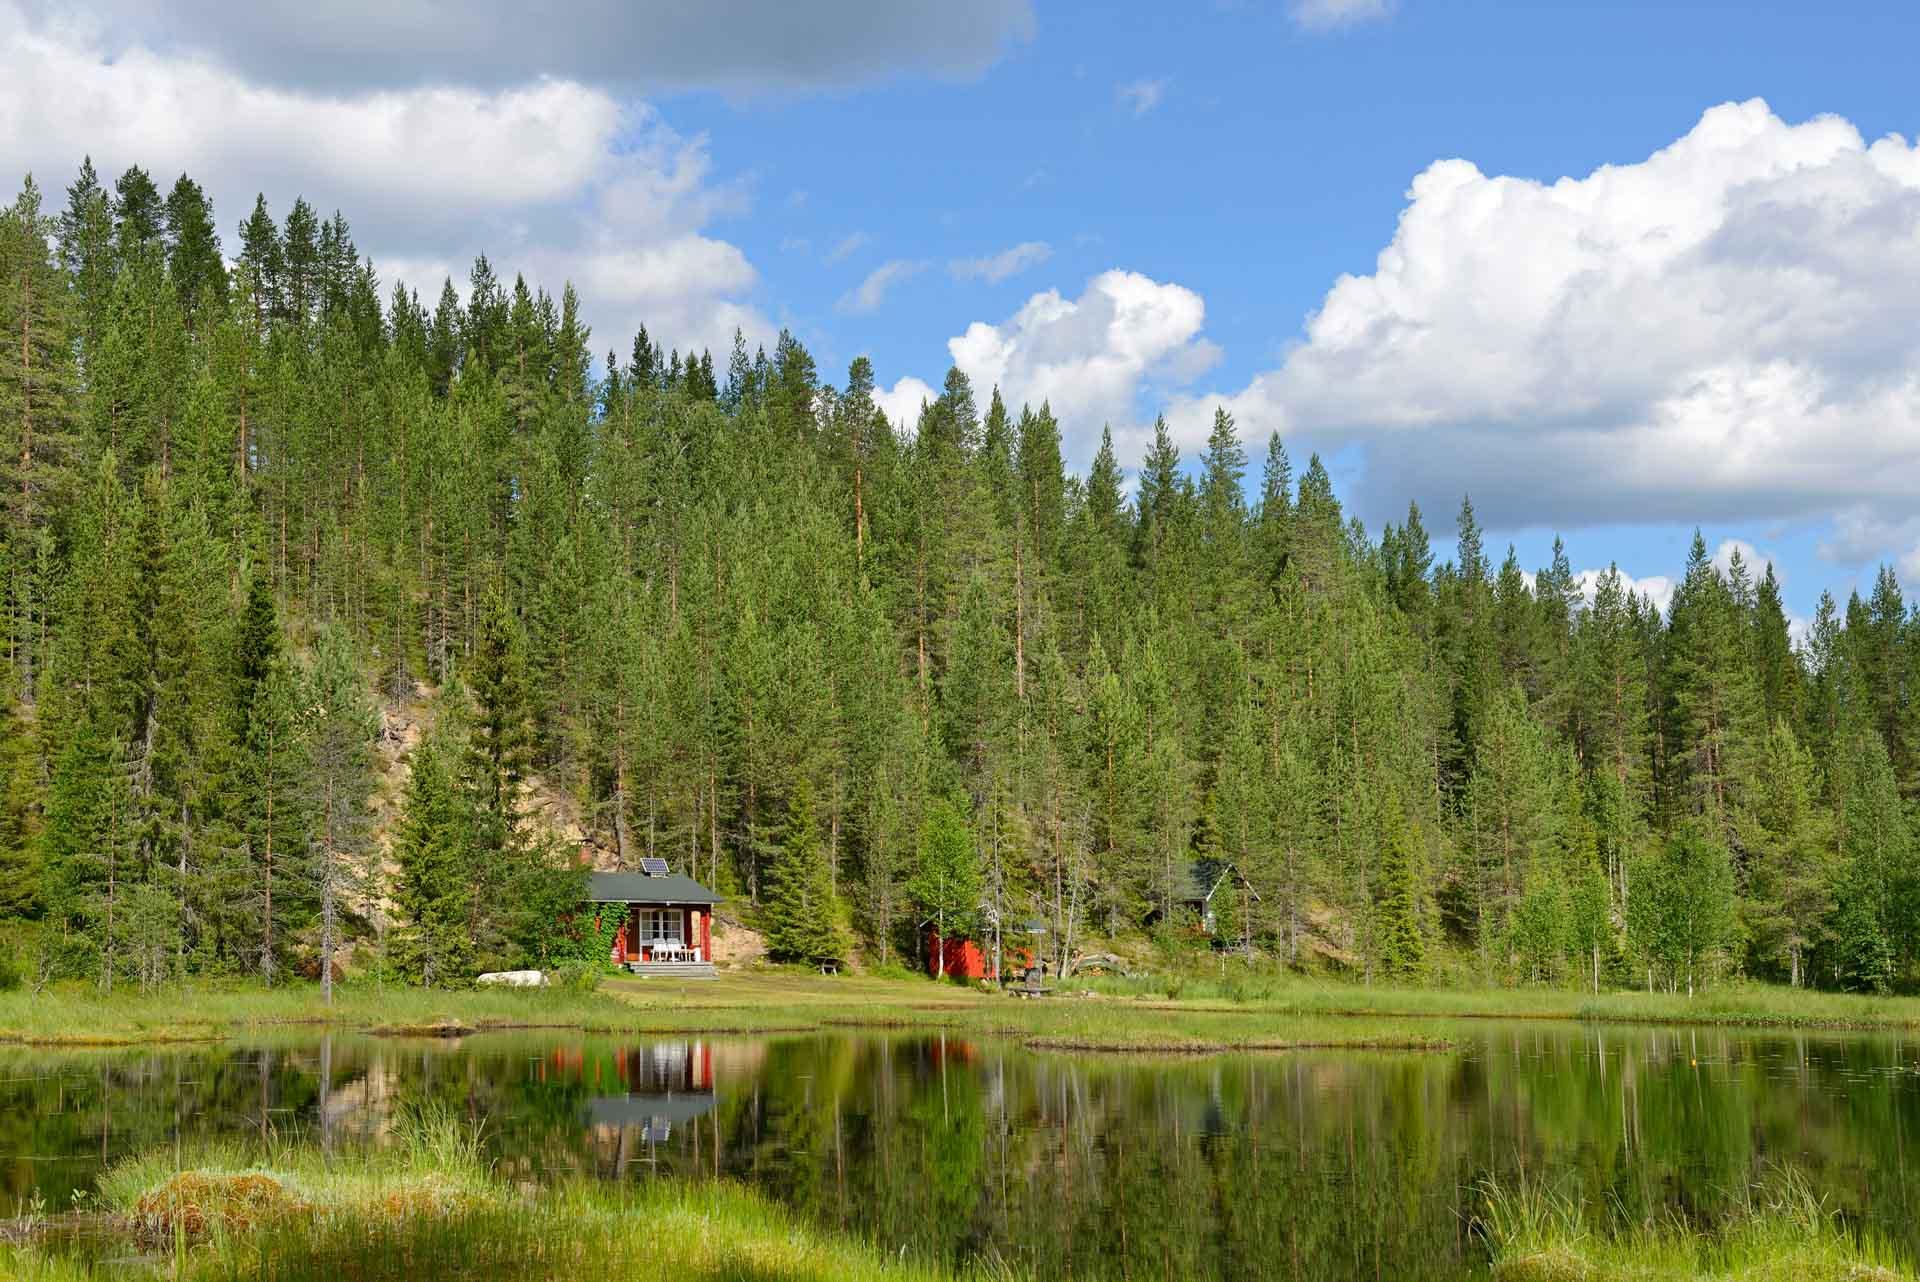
[587,870,723,906]
[1178,858,1261,906]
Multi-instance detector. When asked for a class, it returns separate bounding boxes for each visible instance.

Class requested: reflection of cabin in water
[582,1042,718,1160]
[588,863,722,977]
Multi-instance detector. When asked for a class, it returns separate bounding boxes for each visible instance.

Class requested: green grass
[0,1113,1026,1282]
[0,979,640,1045]
[1065,968,1920,1030]
[6,1128,1913,1282]
[9,966,1920,1053]
[1479,1169,1912,1281]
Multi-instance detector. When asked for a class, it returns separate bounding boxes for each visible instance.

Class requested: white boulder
[475,969,548,988]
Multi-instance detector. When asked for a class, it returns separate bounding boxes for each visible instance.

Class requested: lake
[3,1022,1918,1280]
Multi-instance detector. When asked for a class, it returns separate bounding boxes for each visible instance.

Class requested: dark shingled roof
[587,871,723,905]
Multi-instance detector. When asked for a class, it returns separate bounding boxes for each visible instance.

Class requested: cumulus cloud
[949,241,1052,284]
[0,1,768,358]
[874,375,940,432]
[1290,0,1396,31]
[1117,78,1167,117]
[838,260,927,315]
[15,0,1037,96]
[1171,100,1920,535]
[1575,567,1676,617]
[877,270,1219,462]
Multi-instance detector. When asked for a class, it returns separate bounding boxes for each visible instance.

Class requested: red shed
[923,929,986,980]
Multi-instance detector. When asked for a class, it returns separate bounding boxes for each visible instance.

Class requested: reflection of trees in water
[689,1031,1920,1280]
[4,1027,1920,1279]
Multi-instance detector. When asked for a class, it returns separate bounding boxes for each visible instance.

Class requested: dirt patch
[710,917,766,968]
[134,1172,306,1238]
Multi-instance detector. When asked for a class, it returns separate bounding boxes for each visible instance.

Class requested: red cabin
[589,867,723,977]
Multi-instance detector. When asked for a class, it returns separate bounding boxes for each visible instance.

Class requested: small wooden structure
[1146,858,1261,939]
[589,865,723,977]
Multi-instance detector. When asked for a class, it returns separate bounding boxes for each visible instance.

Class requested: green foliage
[764,781,847,965]
[911,795,982,976]
[392,738,475,988]
[7,157,1920,1001]
[1627,822,1739,994]
[1372,793,1427,983]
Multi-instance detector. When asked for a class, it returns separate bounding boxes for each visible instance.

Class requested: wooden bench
[819,962,839,976]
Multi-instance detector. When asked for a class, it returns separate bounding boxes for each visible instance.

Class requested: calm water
[4,1022,1919,1279]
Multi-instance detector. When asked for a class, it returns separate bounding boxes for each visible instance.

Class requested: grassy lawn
[6,967,1920,1050]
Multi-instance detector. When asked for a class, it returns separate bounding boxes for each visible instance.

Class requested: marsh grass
[8,1137,1916,1282]
[2,1119,1030,1282]
[1478,1168,1912,1281]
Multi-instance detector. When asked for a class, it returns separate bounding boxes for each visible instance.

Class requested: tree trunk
[321,775,336,1006]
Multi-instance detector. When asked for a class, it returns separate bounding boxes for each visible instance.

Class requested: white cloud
[0,2,769,359]
[949,241,1052,284]
[1575,567,1676,618]
[1712,537,1783,584]
[1117,78,1167,117]
[838,259,927,315]
[826,232,871,264]
[1290,0,1396,31]
[1170,99,1920,542]
[874,375,940,432]
[878,270,1219,465]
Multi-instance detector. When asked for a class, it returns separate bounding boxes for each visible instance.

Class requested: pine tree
[764,780,845,965]
[242,655,311,984]
[392,737,475,987]
[235,195,285,324]
[1,175,83,702]
[112,165,164,259]
[1372,792,1426,983]
[1737,719,1832,986]
[304,627,379,1002]
[162,174,226,327]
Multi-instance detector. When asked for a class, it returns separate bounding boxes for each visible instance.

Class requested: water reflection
[2,1024,1917,1281]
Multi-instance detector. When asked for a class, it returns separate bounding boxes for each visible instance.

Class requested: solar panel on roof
[640,856,671,877]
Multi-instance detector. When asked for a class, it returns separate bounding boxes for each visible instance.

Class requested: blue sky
[7,0,1920,625]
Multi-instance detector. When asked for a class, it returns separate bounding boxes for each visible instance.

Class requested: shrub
[548,961,602,995]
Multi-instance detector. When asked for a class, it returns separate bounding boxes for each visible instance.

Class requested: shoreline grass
[1479,1170,1913,1281]
[7,968,1920,1054]
[0,1114,1027,1282]
[6,1124,1914,1282]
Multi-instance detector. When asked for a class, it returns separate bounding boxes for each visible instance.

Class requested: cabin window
[637,908,684,946]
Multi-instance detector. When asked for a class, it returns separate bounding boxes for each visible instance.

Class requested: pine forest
[4,159,1919,997]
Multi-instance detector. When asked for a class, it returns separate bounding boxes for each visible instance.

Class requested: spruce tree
[393,737,476,987]
[1372,792,1426,983]
[764,780,845,965]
